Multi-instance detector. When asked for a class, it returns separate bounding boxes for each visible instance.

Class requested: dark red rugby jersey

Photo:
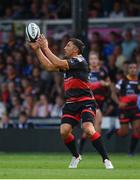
[88,68,109,102]
[63,55,95,103]
[116,76,139,108]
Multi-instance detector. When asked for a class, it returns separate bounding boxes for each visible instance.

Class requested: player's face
[128,64,137,76]
[89,54,99,68]
[64,41,77,58]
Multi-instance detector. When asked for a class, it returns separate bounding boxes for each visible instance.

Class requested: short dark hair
[128,61,137,66]
[20,111,27,117]
[69,38,85,54]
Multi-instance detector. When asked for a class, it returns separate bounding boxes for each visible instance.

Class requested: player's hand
[29,42,40,51]
[100,80,110,87]
[119,102,127,108]
[37,34,48,49]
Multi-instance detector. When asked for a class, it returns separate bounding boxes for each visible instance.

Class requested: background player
[106,62,140,155]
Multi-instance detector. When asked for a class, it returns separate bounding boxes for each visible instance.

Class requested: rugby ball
[26,23,40,42]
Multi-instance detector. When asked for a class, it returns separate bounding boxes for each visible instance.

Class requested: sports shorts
[61,100,97,128]
[119,107,140,124]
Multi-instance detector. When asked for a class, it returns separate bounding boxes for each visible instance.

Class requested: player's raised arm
[29,42,59,71]
[37,34,69,70]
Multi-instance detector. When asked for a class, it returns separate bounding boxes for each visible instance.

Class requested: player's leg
[79,109,102,155]
[60,119,81,168]
[60,122,79,158]
[106,110,129,139]
[61,103,81,168]
[81,107,113,169]
[79,132,87,155]
[129,118,140,155]
[94,108,102,133]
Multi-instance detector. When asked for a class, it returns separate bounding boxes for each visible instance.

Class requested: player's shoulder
[72,55,86,62]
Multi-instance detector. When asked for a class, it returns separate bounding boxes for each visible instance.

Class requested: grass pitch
[0,153,139,179]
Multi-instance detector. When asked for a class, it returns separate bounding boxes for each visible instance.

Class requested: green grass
[0,153,139,178]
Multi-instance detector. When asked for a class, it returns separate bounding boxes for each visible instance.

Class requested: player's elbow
[55,60,69,70]
[46,64,59,72]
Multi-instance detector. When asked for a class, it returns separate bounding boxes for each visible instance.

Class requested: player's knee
[95,120,102,127]
[117,128,128,136]
[60,124,71,139]
[132,126,140,134]
[82,123,95,138]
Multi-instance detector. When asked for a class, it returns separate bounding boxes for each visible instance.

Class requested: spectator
[12,50,24,76]
[109,1,125,18]
[32,94,50,118]
[7,81,18,98]
[22,94,35,117]
[21,78,33,98]
[89,0,103,18]
[41,0,58,19]
[1,113,14,128]
[5,64,21,88]
[0,55,5,84]
[103,31,118,58]
[50,72,64,102]
[28,1,43,19]
[31,67,46,96]
[9,95,22,118]
[6,54,14,65]
[0,0,140,20]
[124,0,137,17]
[17,111,34,129]
[3,7,13,19]
[0,95,7,119]
[113,45,126,70]
[22,54,34,77]
[1,83,9,105]
[50,95,64,118]
[102,0,115,17]
[121,30,138,60]
[90,32,103,57]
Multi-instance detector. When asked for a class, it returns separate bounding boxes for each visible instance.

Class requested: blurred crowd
[0,0,140,128]
[0,31,66,128]
[0,0,140,20]
[0,28,140,125]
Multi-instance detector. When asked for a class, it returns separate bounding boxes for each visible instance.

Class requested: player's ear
[74,46,79,53]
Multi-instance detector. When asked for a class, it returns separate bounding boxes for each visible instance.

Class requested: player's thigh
[129,108,140,133]
[95,109,102,124]
[61,103,80,129]
[81,105,96,136]
[119,123,129,135]
[131,120,140,134]
[119,109,130,124]
[60,123,73,137]
[81,101,96,124]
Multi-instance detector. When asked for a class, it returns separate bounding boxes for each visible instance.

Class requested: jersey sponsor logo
[70,59,75,64]
[127,84,131,89]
